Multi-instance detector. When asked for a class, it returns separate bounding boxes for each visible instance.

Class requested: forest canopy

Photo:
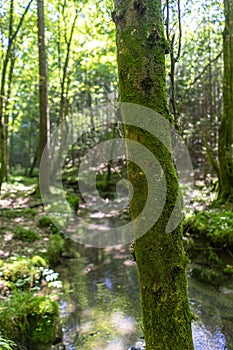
[0,0,226,187]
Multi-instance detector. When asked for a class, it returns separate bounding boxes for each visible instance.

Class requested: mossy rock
[0,291,34,340]
[47,234,65,265]
[0,291,61,349]
[27,297,60,347]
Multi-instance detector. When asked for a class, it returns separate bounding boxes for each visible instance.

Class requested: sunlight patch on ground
[4,233,14,241]
[0,183,37,208]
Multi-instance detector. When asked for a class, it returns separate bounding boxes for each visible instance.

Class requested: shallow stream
[56,243,233,350]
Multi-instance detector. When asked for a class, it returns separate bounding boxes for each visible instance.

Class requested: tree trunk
[37,0,50,163]
[57,3,78,124]
[218,0,233,202]
[0,0,14,190]
[113,0,194,349]
[0,0,33,191]
[4,50,16,181]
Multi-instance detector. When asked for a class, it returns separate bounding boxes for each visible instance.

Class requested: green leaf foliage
[185,209,233,248]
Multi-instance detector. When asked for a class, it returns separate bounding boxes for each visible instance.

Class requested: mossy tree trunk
[218,0,233,202]
[113,0,194,349]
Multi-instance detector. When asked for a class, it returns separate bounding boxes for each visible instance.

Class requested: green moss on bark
[114,0,194,348]
[115,1,171,115]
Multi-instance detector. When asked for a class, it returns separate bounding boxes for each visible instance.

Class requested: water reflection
[56,245,233,350]
[189,278,233,350]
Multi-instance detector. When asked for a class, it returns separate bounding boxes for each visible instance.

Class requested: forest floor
[0,176,233,350]
[0,178,65,349]
[0,176,233,275]
[0,180,50,259]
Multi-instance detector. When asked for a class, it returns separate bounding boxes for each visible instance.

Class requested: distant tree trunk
[29,145,39,178]
[218,0,233,202]
[165,0,182,125]
[0,0,32,190]
[113,0,194,349]
[0,113,4,190]
[57,2,78,124]
[37,0,50,163]
[4,50,16,180]
[0,0,13,190]
[36,0,50,193]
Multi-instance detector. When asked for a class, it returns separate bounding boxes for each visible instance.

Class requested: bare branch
[165,0,170,41]
[189,51,222,86]
[175,0,182,62]
[9,0,14,40]
[11,0,34,43]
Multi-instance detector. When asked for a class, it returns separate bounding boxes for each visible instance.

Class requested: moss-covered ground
[183,179,233,286]
[0,179,65,349]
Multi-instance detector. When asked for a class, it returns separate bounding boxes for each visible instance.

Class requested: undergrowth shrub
[47,234,65,265]
[38,216,63,235]
[14,226,40,242]
[185,209,233,248]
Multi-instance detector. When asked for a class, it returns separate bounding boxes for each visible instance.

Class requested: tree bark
[58,9,78,124]
[113,0,194,349]
[37,0,50,163]
[165,0,182,125]
[218,0,233,202]
[0,0,33,191]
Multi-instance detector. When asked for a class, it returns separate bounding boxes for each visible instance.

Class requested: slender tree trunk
[58,4,78,124]
[0,120,4,190]
[37,0,50,163]
[29,145,39,178]
[165,0,182,125]
[0,0,33,191]
[218,0,233,202]
[113,1,194,349]
[4,50,16,181]
[37,0,50,194]
[0,0,13,190]
[0,50,10,188]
